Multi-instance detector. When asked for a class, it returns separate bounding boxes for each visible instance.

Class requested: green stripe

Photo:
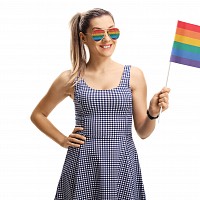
[173,41,200,54]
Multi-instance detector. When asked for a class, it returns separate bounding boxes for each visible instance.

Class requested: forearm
[135,115,156,139]
[30,112,66,146]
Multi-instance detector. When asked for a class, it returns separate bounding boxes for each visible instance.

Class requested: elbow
[137,131,148,139]
[30,110,36,124]
[136,129,152,140]
[30,109,41,124]
[135,123,155,140]
[30,109,47,125]
[139,134,149,140]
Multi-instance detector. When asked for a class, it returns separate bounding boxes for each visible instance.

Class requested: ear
[79,32,87,43]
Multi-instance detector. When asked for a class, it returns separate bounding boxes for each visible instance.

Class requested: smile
[100,44,112,49]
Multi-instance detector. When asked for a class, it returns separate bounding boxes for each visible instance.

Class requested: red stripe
[177,21,200,33]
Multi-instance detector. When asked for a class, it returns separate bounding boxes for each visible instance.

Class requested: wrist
[58,134,67,147]
[147,109,159,120]
[148,106,159,117]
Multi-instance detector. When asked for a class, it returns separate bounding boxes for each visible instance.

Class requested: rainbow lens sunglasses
[90,28,120,42]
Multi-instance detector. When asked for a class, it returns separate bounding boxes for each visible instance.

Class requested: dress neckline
[81,65,127,91]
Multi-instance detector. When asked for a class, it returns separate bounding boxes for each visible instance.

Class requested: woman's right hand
[61,127,86,148]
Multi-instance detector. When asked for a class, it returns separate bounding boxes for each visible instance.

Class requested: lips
[100,44,112,49]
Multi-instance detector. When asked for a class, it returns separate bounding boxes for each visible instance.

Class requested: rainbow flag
[170,20,200,68]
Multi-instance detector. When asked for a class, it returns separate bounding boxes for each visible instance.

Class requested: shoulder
[56,70,72,83]
[129,65,146,90]
[130,65,144,77]
[50,70,73,95]
[53,70,72,87]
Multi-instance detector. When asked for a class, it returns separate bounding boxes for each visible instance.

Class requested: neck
[87,57,114,72]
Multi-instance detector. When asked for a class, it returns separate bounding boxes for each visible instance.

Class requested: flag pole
[158,61,171,123]
[165,61,171,87]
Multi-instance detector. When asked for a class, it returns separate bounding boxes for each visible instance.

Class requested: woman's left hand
[148,87,171,117]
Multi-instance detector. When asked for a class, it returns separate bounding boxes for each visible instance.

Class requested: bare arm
[130,66,170,139]
[30,70,86,147]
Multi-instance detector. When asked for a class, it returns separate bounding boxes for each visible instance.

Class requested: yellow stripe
[175,34,200,47]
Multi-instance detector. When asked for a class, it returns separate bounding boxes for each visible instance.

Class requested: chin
[100,49,115,57]
[100,53,113,58]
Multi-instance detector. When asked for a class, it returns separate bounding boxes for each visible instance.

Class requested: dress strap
[121,65,131,88]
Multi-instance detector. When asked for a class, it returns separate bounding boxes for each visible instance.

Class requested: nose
[102,31,111,42]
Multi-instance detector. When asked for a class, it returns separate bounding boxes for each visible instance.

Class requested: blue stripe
[171,48,200,61]
[92,36,103,41]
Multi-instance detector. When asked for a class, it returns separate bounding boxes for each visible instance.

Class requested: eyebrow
[92,25,115,30]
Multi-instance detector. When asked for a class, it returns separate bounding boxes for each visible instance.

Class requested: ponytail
[67,13,87,87]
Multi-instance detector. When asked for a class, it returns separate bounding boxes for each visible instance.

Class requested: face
[80,15,119,59]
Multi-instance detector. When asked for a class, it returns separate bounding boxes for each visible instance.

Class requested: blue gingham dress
[55,65,146,199]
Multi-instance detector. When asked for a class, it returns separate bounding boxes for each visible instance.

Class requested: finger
[159,97,168,104]
[73,126,84,132]
[159,92,169,99]
[70,133,86,141]
[72,127,86,140]
[68,142,81,148]
[161,87,171,93]
[158,102,169,110]
[69,137,85,144]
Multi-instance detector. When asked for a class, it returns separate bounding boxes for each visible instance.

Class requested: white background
[1,0,200,199]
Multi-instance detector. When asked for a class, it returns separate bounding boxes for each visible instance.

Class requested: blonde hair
[67,8,114,87]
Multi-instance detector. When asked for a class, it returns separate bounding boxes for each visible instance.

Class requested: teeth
[103,45,110,49]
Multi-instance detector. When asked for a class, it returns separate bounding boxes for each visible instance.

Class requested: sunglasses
[89,28,120,42]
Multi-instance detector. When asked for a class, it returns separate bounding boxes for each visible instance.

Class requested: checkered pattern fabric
[54,65,146,199]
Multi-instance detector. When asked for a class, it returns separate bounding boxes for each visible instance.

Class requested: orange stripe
[176,28,200,40]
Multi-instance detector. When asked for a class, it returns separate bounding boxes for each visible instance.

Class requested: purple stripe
[170,55,200,68]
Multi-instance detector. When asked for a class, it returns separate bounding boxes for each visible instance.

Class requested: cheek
[113,40,118,45]
[87,43,99,53]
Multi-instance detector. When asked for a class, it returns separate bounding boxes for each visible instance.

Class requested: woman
[30,8,170,200]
